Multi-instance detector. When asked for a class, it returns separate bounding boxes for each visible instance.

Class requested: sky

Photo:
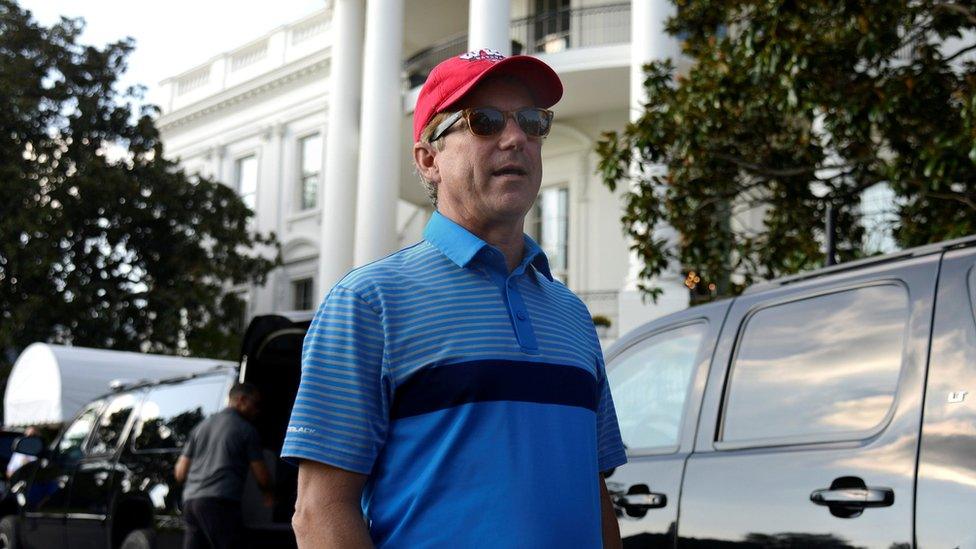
[20,0,325,109]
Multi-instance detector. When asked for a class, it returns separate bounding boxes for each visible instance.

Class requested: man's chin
[485,199,535,223]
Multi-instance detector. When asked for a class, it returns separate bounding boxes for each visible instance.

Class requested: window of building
[293,277,314,311]
[231,289,249,334]
[721,284,909,445]
[89,393,139,456]
[533,186,569,283]
[132,379,225,452]
[609,323,706,450]
[534,0,571,53]
[860,182,899,254]
[235,155,258,212]
[298,133,321,210]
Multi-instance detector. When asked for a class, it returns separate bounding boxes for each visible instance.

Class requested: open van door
[238,312,311,542]
[239,312,312,459]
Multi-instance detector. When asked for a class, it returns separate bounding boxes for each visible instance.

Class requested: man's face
[431,78,544,227]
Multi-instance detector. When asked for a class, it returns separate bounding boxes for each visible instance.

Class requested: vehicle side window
[58,403,103,463]
[609,323,706,450]
[721,284,909,445]
[88,393,140,456]
[132,379,225,452]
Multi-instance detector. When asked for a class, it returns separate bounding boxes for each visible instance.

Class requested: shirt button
[516,311,527,321]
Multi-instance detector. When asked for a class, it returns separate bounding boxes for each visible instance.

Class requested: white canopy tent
[4,343,236,428]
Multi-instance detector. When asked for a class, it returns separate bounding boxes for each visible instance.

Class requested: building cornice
[158,50,330,133]
[165,100,328,162]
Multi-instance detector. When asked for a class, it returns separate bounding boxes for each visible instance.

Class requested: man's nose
[497,115,528,149]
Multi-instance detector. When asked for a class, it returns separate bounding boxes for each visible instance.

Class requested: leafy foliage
[0,1,279,372]
[597,0,976,302]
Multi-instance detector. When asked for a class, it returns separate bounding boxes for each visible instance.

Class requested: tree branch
[712,152,873,179]
[923,189,976,210]
[945,41,976,63]
[714,153,818,177]
[687,179,768,211]
[934,3,976,26]
[892,177,976,210]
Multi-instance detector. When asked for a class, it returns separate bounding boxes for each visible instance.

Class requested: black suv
[0,314,309,549]
[605,235,976,547]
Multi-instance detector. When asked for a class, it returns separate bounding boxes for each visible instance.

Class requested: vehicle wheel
[0,516,19,549]
[120,528,156,549]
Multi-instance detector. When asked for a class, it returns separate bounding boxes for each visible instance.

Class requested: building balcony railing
[404,2,631,88]
[511,2,631,56]
[404,34,470,88]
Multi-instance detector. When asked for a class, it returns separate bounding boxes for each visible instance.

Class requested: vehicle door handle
[617,492,667,509]
[810,476,894,518]
[810,487,894,507]
[614,484,667,511]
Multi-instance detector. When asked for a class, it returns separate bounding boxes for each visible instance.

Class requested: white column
[353,0,404,266]
[468,0,511,55]
[629,1,679,117]
[618,0,686,333]
[252,124,285,316]
[209,144,225,182]
[318,0,365,298]
[269,123,289,312]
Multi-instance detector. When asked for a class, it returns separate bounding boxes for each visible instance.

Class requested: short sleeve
[181,425,198,458]
[280,285,388,474]
[595,355,627,473]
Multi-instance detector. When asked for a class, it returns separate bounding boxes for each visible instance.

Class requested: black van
[0,309,313,549]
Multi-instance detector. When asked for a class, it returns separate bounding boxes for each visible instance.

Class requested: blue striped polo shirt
[281,211,626,548]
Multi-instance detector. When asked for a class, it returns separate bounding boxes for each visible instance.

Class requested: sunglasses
[428,107,554,142]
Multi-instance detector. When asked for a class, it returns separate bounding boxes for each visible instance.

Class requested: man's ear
[413,141,439,183]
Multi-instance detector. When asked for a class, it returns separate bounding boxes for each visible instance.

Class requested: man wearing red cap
[283,49,626,548]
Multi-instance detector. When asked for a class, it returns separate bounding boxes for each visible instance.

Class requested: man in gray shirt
[175,382,273,549]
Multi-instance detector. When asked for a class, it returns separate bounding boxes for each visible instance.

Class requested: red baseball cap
[413,49,563,142]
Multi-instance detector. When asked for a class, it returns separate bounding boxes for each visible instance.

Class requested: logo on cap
[459,49,505,62]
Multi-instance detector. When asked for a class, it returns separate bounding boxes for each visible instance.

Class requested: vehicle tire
[0,516,19,549]
[120,528,156,549]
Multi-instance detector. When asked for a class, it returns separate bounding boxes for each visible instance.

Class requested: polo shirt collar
[521,233,554,282]
[424,211,554,282]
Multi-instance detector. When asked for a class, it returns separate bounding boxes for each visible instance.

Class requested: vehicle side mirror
[13,436,44,457]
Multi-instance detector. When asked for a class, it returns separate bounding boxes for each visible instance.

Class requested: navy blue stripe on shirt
[390,359,598,420]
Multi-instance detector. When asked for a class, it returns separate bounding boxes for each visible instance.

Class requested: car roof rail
[109,378,152,392]
[744,233,976,294]
[105,364,235,394]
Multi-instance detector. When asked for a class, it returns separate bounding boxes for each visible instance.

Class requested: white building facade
[157,0,692,343]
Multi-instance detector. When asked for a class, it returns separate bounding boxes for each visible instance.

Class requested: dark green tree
[597,0,976,302]
[0,1,279,373]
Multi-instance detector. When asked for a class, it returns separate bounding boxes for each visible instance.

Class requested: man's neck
[439,209,525,273]
[482,224,524,274]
